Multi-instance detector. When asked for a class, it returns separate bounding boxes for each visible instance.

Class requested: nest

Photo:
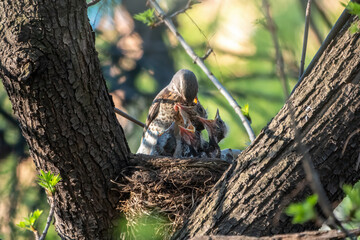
[114,155,229,239]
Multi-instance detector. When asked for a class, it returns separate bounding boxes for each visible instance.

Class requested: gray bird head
[169,69,198,103]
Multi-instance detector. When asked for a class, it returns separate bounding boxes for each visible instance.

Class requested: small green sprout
[342,183,360,222]
[285,194,318,224]
[134,9,157,27]
[241,103,252,123]
[17,209,43,232]
[341,1,360,34]
[37,170,61,195]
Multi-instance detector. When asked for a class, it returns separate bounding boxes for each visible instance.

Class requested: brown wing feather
[145,88,169,129]
[144,88,186,133]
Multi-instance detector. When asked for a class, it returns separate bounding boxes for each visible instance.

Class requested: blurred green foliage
[342,182,360,224]
[341,1,360,33]
[285,194,318,224]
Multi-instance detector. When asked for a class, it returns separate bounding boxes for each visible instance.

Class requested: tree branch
[292,3,352,93]
[114,107,145,128]
[169,0,195,19]
[148,0,256,142]
[39,197,56,240]
[262,0,290,100]
[191,228,360,240]
[299,0,312,79]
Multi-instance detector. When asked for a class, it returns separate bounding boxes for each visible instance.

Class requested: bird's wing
[146,88,182,129]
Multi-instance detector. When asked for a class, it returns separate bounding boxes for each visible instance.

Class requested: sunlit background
[0,0,344,239]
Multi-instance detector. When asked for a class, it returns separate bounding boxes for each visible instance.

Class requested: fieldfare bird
[198,109,228,158]
[137,69,199,155]
[150,122,177,156]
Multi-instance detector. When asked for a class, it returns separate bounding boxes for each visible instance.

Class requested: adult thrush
[150,122,177,156]
[137,69,199,155]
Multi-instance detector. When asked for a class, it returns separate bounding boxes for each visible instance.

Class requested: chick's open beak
[179,125,196,144]
[198,117,215,132]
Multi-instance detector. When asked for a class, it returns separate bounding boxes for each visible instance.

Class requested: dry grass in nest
[113,155,229,239]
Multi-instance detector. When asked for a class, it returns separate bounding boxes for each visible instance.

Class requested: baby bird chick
[174,123,203,158]
[198,109,228,158]
[174,100,207,131]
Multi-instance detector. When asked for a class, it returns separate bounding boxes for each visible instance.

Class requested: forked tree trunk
[1,0,360,239]
[0,0,130,239]
[174,16,360,239]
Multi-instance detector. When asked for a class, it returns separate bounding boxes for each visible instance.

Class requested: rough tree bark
[0,1,359,240]
[0,0,130,239]
[174,16,360,238]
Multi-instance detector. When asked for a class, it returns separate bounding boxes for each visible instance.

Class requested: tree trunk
[0,0,130,239]
[174,16,360,238]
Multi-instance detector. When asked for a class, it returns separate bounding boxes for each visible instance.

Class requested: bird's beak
[193,96,198,104]
[215,109,220,119]
[198,117,215,130]
[179,125,196,143]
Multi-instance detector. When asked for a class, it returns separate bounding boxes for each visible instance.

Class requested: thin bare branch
[87,0,101,7]
[39,197,56,240]
[199,48,213,62]
[262,0,290,100]
[299,0,323,44]
[148,0,256,142]
[341,129,360,157]
[114,107,146,128]
[34,230,40,240]
[292,4,352,93]
[299,0,312,79]
[169,0,194,18]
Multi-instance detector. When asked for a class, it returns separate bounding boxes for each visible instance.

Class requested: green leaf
[342,183,360,221]
[241,104,252,123]
[134,9,156,27]
[33,209,43,220]
[349,23,360,34]
[347,2,360,17]
[285,194,318,224]
[17,209,43,232]
[38,170,62,195]
[17,221,26,228]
